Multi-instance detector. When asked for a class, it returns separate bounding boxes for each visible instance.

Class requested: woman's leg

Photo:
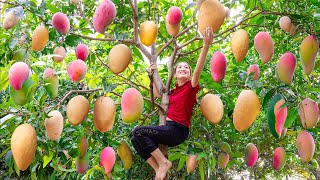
[150,148,172,180]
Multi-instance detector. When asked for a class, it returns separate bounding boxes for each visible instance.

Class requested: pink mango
[52,12,70,35]
[254,32,274,64]
[121,88,144,123]
[167,6,182,25]
[274,99,287,137]
[276,52,296,85]
[247,64,260,80]
[100,147,116,174]
[9,62,30,90]
[273,147,286,170]
[300,35,319,75]
[76,154,89,174]
[210,51,227,82]
[93,0,116,34]
[67,60,87,82]
[245,143,258,167]
[299,98,319,128]
[75,44,89,61]
[296,130,315,162]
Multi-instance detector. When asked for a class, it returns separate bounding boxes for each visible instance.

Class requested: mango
[117,140,132,170]
[67,59,87,82]
[108,44,132,74]
[3,11,19,30]
[247,64,260,80]
[31,25,49,52]
[279,16,291,32]
[76,154,89,174]
[299,98,319,128]
[45,110,63,140]
[93,0,116,34]
[218,152,229,169]
[198,0,225,35]
[121,88,144,123]
[299,35,319,75]
[200,94,224,124]
[219,142,231,154]
[210,51,227,82]
[9,62,29,90]
[276,52,296,85]
[187,154,198,173]
[273,147,286,170]
[166,19,180,37]
[245,143,258,167]
[296,130,315,162]
[52,12,70,35]
[11,124,37,171]
[233,90,260,131]
[166,6,182,25]
[75,44,88,61]
[140,21,158,46]
[12,49,30,62]
[53,46,66,62]
[43,68,58,100]
[231,29,249,62]
[66,95,90,125]
[196,0,206,10]
[268,94,286,138]
[289,24,298,36]
[10,77,34,106]
[100,147,116,174]
[254,32,274,64]
[78,137,88,157]
[94,96,116,132]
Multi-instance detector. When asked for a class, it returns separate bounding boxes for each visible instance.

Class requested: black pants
[131,121,189,160]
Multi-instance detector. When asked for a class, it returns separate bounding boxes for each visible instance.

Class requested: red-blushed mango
[53,46,66,62]
[11,124,37,171]
[75,44,89,61]
[45,110,63,140]
[247,64,260,80]
[245,143,258,167]
[218,152,229,169]
[273,147,286,170]
[121,88,144,123]
[9,62,29,90]
[296,130,315,162]
[219,142,231,154]
[254,32,274,64]
[200,94,224,124]
[276,52,296,85]
[166,19,180,37]
[93,0,116,34]
[100,147,116,174]
[140,21,158,46]
[187,154,198,173]
[225,7,230,19]
[94,96,116,132]
[117,140,132,170]
[10,77,34,106]
[31,25,49,52]
[279,16,292,32]
[289,24,298,36]
[76,154,88,174]
[167,6,182,25]
[52,12,70,35]
[299,98,319,128]
[43,68,59,100]
[78,137,88,157]
[300,35,319,75]
[198,0,225,35]
[231,29,249,62]
[233,90,260,132]
[274,99,287,137]
[67,59,87,82]
[108,44,132,74]
[66,95,90,125]
[210,51,227,82]
[3,11,19,30]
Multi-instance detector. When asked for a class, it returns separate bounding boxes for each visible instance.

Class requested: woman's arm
[191,27,214,87]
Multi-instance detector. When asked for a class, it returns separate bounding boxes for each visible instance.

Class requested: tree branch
[166,39,179,90]
[70,32,134,44]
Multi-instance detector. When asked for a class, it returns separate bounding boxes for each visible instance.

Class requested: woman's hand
[203,27,214,48]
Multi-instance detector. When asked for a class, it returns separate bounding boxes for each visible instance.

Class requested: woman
[131,27,214,180]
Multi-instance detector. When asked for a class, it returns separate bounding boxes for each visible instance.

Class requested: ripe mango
[233,90,260,131]
[11,124,37,171]
[76,153,89,174]
[140,21,158,46]
[121,88,144,123]
[299,98,319,128]
[10,77,34,106]
[52,12,70,35]
[231,29,249,62]
[273,147,286,170]
[53,46,66,62]
[67,59,87,82]
[245,143,258,167]
[117,140,132,170]
[296,130,315,162]
[66,95,90,125]
[108,44,132,74]
[279,16,291,32]
[268,94,287,138]
[75,44,88,61]
[254,32,274,64]
[200,94,224,124]
[218,152,229,169]
[9,62,30,90]
[3,11,19,30]
[276,52,296,85]
[100,147,116,174]
[45,110,63,140]
[165,7,182,37]
[93,0,116,34]
[299,35,319,75]
[43,68,58,100]
[247,64,260,80]
[210,51,227,82]
[187,154,198,173]
[94,96,116,132]
[31,25,49,52]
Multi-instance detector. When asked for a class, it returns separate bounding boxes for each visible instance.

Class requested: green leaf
[43,151,54,168]
[262,88,276,109]
[65,35,82,47]
[284,108,298,128]
[168,152,182,161]
[199,160,204,180]
[178,155,186,170]
[196,152,207,161]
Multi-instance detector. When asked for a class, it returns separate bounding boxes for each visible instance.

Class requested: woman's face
[175,62,191,80]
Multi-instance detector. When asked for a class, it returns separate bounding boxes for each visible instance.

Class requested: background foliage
[0,0,319,179]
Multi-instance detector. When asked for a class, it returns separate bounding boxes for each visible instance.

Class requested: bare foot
[155,160,172,180]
